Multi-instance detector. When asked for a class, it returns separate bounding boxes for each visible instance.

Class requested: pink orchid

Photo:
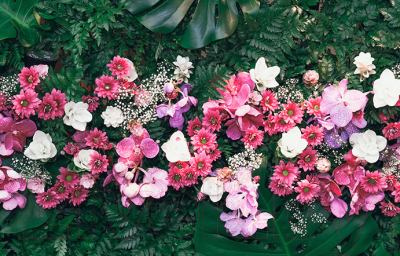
[0,117,37,155]
[318,174,348,218]
[333,151,366,189]
[362,192,385,212]
[116,134,159,167]
[139,168,168,199]
[241,211,274,237]
[220,210,245,236]
[225,105,264,140]
[0,167,27,210]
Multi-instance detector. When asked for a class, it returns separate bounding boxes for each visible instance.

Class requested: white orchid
[161,131,191,163]
[24,131,57,160]
[201,177,224,202]
[278,127,308,158]
[63,102,92,131]
[250,57,280,91]
[373,69,400,108]
[353,52,376,81]
[350,130,387,163]
[173,55,193,82]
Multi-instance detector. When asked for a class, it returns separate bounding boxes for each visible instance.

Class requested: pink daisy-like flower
[69,186,89,206]
[63,143,79,156]
[301,125,324,147]
[384,175,398,191]
[85,128,112,150]
[191,128,217,153]
[37,93,58,120]
[36,190,60,209]
[264,114,277,136]
[306,97,323,116]
[50,180,70,202]
[241,126,264,149]
[260,90,278,113]
[187,117,203,137]
[393,183,400,203]
[107,56,131,78]
[190,152,213,177]
[82,95,100,112]
[208,148,222,161]
[294,178,320,204]
[167,167,185,190]
[12,89,41,118]
[57,167,80,188]
[88,151,109,174]
[181,166,198,187]
[281,101,303,124]
[50,89,67,117]
[18,67,40,90]
[269,178,294,196]
[382,122,400,141]
[272,160,300,185]
[297,147,317,171]
[202,109,222,132]
[94,75,119,100]
[360,171,387,193]
[274,113,296,133]
[380,202,400,217]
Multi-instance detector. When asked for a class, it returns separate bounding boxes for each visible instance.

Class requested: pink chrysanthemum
[382,122,400,141]
[264,114,277,136]
[36,190,60,209]
[57,167,80,188]
[190,152,213,177]
[241,126,264,149]
[384,175,398,191]
[94,75,119,100]
[297,147,317,171]
[260,90,278,113]
[269,178,294,196]
[360,171,387,193]
[50,89,67,117]
[82,95,100,112]
[50,180,70,202]
[85,128,112,150]
[281,101,304,124]
[181,166,198,187]
[18,67,40,90]
[208,148,222,161]
[88,151,109,174]
[380,202,400,217]
[301,125,324,147]
[37,93,58,120]
[107,56,131,78]
[12,89,41,118]
[69,186,89,206]
[167,167,185,190]
[393,183,400,203]
[294,178,320,204]
[191,128,217,153]
[306,97,323,116]
[187,117,203,137]
[274,113,296,133]
[202,110,222,132]
[63,143,79,156]
[272,160,300,185]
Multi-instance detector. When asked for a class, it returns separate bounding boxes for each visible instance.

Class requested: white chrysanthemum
[373,69,400,108]
[74,149,95,170]
[101,106,124,128]
[350,130,387,163]
[353,52,376,81]
[250,57,280,91]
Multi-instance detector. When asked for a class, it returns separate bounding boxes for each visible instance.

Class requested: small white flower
[250,57,280,91]
[80,174,95,189]
[278,127,308,158]
[350,130,387,163]
[24,131,57,160]
[74,149,95,170]
[373,69,400,108]
[101,106,124,128]
[173,55,193,82]
[161,131,191,163]
[201,177,224,202]
[63,102,92,131]
[353,52,376,81]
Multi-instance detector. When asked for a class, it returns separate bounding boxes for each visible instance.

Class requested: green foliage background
[1,0,400,255]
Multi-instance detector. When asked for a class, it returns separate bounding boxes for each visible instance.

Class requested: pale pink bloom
[27,178,45,193]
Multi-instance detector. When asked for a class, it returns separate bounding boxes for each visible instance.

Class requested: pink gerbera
[69,186,89,206]
[167,167,185,190]
[260,90,278,113]
[202,110,222,132]
[264,114,277,136]
[18,67,40,90]
[57,167,80,188]
[82,95,100,112]
[181,166,198,187]
[306,97,323,116]
[301,125,324,147]
[94,75,119,100]
[360,171,387,193]
[85,128,112,150]
[36,190,60,209]
[208,148,222,161]
[191,128,217,153]
[187,117,203,137]
[63,143,79,156]
[281,101,304,124]
[107,56,131,78]
[297,147,317,171]
[241,126,264,149]
[88,151,109,174]
[380,202,400,217]
[50,89,67,117]
[382,122,400,140]
[274,113,296,133]
[272,160,300,185]
[190,152,213,177]
[37,93,58,120]
[50,180,70,202]
[269,178,294,196]
[12,89,41,118]
[294,178,320,204]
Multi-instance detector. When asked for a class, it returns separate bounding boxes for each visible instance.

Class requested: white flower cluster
[0,75,19,95]
[275,78,304,104]
[228,146,262,171]
[173,55,193,82]
[11,154,51,184]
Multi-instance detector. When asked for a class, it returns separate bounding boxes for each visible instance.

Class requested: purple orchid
[0,117,37,155]
[220,210,245,236]
[139,167,168,199]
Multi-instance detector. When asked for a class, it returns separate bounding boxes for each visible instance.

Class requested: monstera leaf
[0,0,43,47]
[194,158,379,255]
[126,0,260,49]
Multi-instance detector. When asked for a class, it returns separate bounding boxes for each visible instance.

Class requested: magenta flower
[85,128,112,150]
[57,167,80,188]
[37,91,63,120]
[69,186,89,206]
[72,130,90,148]
[88,151,109,174]
[81,95,100,112]
[0,117,37,154]
[18,67,40,90]
[94,75,118,100]
[107,56,131,78]
[333,151,366,189]
[116,135,159,167]
[12,89,41,118]
[36,190,60,209]
[241,126,264,149]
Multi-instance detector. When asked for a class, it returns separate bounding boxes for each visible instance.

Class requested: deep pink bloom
[384,175,398,191]
[50,181,70,202]
[260,90,278,113]
[380,202,400,217]
[36,190,60,209]
[274,113,296,133]
[301,125,324,147]
[241,126,263,149]
[297,147,317,171]
[73,130,90,148]
[180,166,198,187]
[263,114,277,136]
[295,177,320,204]
[383,122,400,140]
[190,152,213,177]
[69,186,89,206]
[57,167,80,188]
[81,95,100,112]
[167,166,185,190]
[393,183,400,203]
[272,160,300,185]
[268,178,293,196]
[0,118,36,154]
[333,163,365,190]
[191,128,217,153]
[107,56,131,78]
[140,168,169,199]
[0,167,27,210]
[187,117,203,137]
[360,171,387,193]
[89,151,109,174]
[63,143,79,156]
[50,89,67,117]
[281,101,304,124]
[18,67,40,90]
[94,75,118,100]
[12,89,41,118]
[202,109,222,132]
[208,148,222,161]
[225,106,264,140]
[85,128,112,150]
[37,93,59,120]
[306,97,323,116]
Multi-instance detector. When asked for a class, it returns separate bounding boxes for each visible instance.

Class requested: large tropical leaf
[194,158,379,255]
[0,0,42,47]
[126,0,260,49]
